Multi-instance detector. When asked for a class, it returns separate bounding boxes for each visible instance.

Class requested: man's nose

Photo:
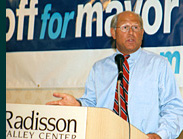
[128,27,134,34]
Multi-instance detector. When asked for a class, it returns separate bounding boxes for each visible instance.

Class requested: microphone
[115,54,124,81]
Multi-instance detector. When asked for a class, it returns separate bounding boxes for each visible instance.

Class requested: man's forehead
[117,20,140,25]
[117,12,140,21]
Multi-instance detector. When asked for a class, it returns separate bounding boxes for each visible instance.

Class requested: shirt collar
[115,47,141,63]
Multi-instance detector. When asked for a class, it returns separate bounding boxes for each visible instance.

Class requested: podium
[6,104,148,139]
[86,107,148,139]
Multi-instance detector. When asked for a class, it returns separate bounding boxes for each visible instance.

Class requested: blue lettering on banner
[160,51,180,74]
[40,4,75,40]
[6,0,183,52]
[39,4,52,40]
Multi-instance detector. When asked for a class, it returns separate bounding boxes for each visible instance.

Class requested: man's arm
[156,60,183,138]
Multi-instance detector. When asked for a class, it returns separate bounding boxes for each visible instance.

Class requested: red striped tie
[113,55,130,120]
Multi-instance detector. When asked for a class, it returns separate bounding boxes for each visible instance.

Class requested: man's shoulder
[140,48,171,70]
[141,48,167,62]
[96,53,115,63]
[92,53,116,69]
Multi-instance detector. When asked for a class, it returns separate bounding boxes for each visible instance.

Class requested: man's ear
[110,28,116,40]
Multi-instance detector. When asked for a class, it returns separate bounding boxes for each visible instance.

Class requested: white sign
[6,104,87,139]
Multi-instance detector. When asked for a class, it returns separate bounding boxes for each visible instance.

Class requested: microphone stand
[117,71,123,117]
[117,80,121,117]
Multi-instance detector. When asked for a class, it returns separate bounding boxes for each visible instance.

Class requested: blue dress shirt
[78,48,183,139]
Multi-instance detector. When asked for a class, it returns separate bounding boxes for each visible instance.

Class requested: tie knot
[124,55,130,60]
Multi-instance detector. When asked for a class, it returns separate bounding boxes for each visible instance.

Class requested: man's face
[111,12,144,55]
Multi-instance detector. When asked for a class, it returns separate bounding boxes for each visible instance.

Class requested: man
[47,11,183,139]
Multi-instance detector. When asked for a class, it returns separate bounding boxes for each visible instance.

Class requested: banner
[6,0,183,90]
[6,0,183,51]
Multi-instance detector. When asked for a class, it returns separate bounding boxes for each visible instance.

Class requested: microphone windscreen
[115,54,124,64]
[115,54,124,81]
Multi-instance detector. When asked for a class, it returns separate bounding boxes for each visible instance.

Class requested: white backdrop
[6,46,183,97]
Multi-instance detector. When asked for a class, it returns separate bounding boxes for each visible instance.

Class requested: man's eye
[133,26,139,30]
[123,26,128,29]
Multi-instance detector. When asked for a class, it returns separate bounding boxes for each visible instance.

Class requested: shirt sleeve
[156,59,183,139]
[78,65,97,107]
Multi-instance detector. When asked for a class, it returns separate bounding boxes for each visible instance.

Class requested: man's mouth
[127,38,135,42]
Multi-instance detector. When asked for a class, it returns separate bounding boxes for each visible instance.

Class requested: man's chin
[124,46,140,54]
